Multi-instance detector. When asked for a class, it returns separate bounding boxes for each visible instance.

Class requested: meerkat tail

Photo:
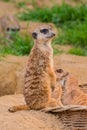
[8,105,29,112]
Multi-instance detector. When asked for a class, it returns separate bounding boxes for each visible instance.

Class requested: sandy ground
[0,94,64,130]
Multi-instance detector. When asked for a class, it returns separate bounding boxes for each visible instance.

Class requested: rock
[0,94,63,130]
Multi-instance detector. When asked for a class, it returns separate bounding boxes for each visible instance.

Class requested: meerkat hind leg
[8,104,29,112]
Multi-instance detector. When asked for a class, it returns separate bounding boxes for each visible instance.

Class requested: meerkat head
[32,24,56,44]
[56,69,79,91]
[56,69,69,90]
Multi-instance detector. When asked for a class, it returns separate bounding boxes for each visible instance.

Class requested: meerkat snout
[46,32,55,38]
[51,32,55,37]
[53,33,55,36]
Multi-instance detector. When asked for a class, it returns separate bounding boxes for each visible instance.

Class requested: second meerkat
[8,25,62,112]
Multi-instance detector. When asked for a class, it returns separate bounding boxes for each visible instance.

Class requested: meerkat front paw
[8,106,17,112]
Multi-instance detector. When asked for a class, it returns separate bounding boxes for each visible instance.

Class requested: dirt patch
[0,94,63,130]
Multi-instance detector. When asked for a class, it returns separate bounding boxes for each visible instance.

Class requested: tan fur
[57,69,87,106]
[8,25,62,112]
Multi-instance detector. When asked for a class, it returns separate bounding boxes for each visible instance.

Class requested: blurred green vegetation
[0,3,87,56]
[0,33,33,56]
[17,3,87,56]
[68,47,87,56]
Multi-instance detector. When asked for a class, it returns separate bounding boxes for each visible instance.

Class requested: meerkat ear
[32,32,37,39]
[48,24,53,29]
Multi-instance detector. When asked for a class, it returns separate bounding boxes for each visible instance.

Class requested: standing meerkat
[8,24,62,112]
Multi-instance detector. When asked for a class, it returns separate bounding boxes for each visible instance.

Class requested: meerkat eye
[56,69,64,73]
[40,29,49,34]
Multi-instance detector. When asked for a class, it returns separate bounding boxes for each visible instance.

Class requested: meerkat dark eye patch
[32,32,37,39]
[40,29,49,34]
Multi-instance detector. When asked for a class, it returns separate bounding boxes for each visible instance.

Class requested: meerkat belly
[24,73,51,109]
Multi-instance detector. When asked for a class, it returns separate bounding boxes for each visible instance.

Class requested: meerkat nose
[52,33,55,37]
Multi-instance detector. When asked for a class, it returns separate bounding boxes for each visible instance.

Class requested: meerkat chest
[29,43,54,70]
[41,43,53,55]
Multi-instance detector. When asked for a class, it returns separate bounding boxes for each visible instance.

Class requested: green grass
[18,3,87,26]
[18,3,87,50]
[53,21,87,47]
[0,33,33,56]
[68,47,87,56]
